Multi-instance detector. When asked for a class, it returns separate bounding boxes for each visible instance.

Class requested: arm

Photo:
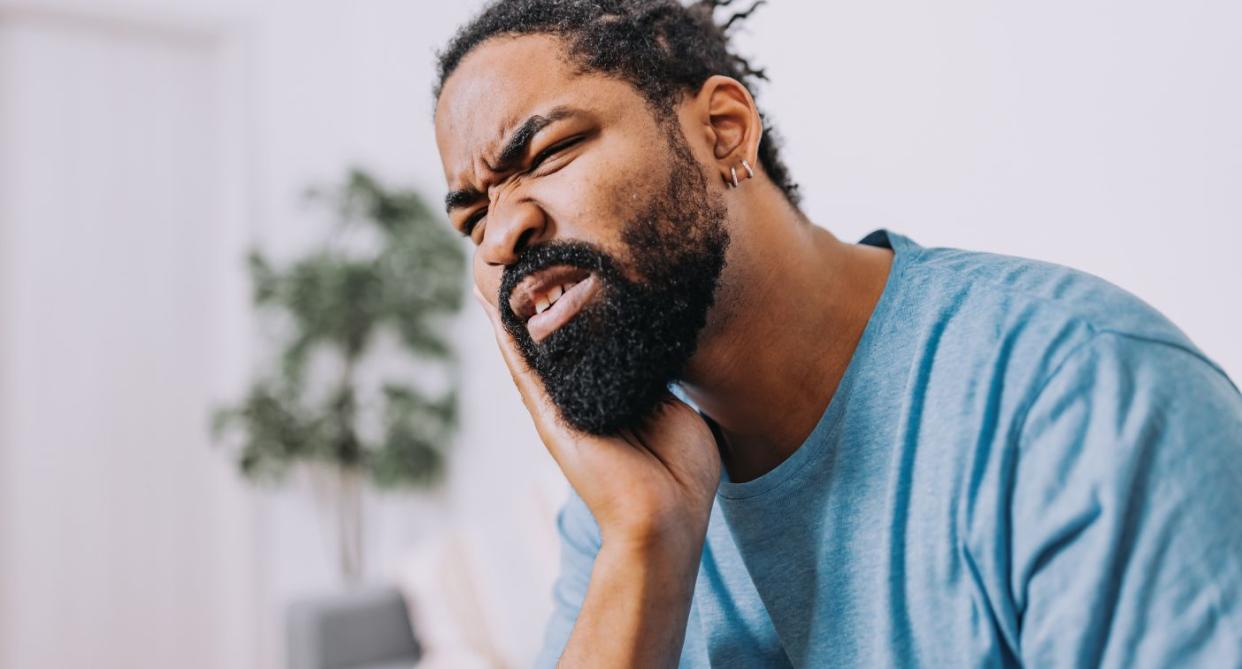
[475,291,719,668]
[558,519,707,668]
[536,489,710,665]
[536,492,706,669]
[1012,333,1242,667]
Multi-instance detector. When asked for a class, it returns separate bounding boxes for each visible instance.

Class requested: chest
[679,436,1019,667]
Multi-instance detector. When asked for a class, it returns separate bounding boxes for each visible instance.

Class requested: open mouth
[507,265,601,343]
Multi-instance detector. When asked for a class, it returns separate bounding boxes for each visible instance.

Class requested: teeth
[531,278,584,319]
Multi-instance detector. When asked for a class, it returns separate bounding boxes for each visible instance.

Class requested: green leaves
[212,168,466,490]
[370,384,456,489]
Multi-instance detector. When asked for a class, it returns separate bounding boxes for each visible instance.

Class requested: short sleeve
[1011,332,1242,667]
[534,488,602,668]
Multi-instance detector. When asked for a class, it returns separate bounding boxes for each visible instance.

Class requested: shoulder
[867,232,1240,454]
[1016,329,1241,455]
[883,233,1231,400]
[904,239,1188,346]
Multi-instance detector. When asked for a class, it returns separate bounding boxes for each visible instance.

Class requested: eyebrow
[444,106,578,215]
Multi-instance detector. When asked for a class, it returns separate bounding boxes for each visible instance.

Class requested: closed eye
[462,210,485,239]
[460,135,586,241]
[530,135,585,171]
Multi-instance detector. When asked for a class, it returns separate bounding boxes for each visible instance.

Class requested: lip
[509,265,592,319]
[523,273,600,342]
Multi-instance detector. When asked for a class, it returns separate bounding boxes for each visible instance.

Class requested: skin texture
[435,34,894,667]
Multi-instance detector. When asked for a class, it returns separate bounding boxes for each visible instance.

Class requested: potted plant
[211,168,466,585]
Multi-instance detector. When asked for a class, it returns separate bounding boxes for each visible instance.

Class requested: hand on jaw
[474,284,720,546]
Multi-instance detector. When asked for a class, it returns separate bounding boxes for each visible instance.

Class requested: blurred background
[1,0,1238,667]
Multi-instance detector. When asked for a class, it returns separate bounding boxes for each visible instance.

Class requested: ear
[695,75,763,187]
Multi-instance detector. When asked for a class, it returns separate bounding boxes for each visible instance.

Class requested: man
[432,1,1242,666]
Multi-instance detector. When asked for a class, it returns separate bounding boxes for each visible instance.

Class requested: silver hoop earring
[730,166,739,188]
[741,159,755,179]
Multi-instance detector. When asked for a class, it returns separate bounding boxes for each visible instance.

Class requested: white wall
[1,1,1239,668]
[734,1,1242,378]
[0,5,259,669]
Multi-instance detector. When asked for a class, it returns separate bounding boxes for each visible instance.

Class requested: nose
[478,187,546,268]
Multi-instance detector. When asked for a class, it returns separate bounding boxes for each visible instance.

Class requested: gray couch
[287,587,421,669]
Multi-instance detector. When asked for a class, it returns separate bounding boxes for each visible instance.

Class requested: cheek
[542,155,660,251]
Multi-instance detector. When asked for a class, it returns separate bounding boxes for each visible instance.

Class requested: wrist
[603,508,711,560]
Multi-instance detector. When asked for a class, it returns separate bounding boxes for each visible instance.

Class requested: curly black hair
[434,0,801,207]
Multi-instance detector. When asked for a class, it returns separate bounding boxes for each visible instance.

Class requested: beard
[497,124,730,435]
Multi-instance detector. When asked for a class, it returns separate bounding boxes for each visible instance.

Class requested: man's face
[435,35,730,435]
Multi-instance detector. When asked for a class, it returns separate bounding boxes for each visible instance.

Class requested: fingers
[473,288,537,397]
[472,286,571,448]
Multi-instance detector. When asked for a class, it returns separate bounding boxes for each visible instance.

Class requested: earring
[741,159,754,179]
[730,166,739,188]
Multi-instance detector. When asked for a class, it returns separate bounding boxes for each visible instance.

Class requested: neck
[679,194,892,483]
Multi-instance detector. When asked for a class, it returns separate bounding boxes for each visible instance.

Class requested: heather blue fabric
[535,230,1242,668]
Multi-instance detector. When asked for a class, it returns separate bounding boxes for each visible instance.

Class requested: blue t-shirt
[536,230,1242,667]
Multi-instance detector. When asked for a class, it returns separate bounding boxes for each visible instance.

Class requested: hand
[475,287,722,547]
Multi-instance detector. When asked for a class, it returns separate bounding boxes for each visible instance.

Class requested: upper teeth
[534,282,575,315]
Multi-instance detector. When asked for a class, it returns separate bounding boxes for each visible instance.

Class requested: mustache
[497,240,620,321]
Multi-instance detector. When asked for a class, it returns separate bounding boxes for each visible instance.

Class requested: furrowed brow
[444,106,578,216]
[444,187,483,215]
[492,106,576,172]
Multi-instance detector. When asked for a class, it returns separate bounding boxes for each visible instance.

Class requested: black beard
[497,129,730,435]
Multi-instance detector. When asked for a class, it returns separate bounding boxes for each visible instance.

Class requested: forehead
[434,34,632,184]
